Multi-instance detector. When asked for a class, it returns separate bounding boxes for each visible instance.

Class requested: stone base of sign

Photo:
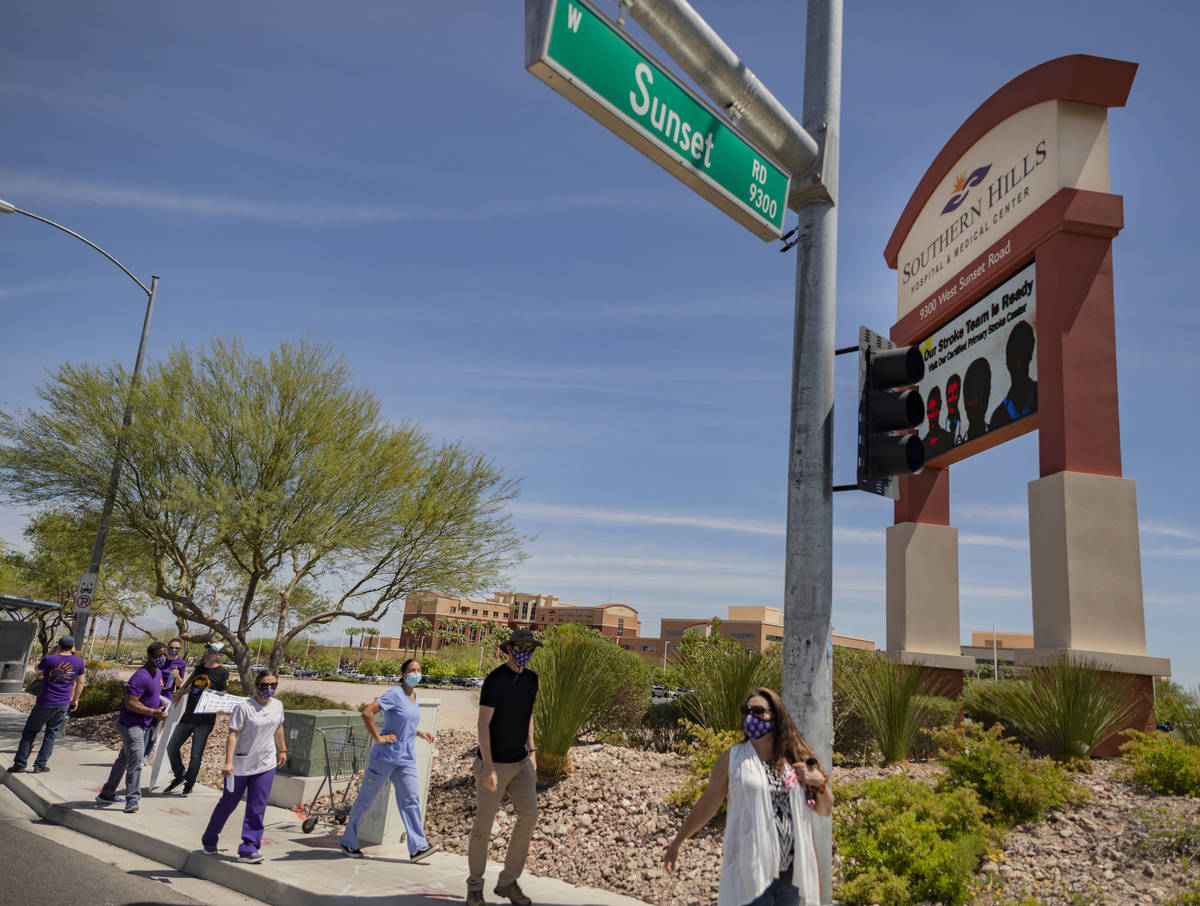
[1028,471,1148,655]
[881,658,970,700]
[1094,672,1156,757]
[1013,647,1170,677]
[886,523,964,658]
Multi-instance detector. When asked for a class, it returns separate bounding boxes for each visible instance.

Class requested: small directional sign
[526,0,790,240]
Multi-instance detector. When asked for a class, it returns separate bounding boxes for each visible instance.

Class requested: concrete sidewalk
[0,705,649,906]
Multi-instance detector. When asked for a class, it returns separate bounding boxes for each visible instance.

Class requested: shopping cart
[300,725,363,834]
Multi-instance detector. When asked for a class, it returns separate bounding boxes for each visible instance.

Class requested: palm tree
[403,617,432,655]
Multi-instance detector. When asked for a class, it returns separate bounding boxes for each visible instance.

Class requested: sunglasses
[256,683,278,690]
[167,647,181,652]
[740,705,772,718]
[510,645,534,653]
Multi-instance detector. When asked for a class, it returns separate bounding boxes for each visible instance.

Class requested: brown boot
[494,880,532,905]
[466,889,486,906]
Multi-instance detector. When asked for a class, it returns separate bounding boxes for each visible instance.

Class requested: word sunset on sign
[525,0,790,239]
[915,262,1037,465]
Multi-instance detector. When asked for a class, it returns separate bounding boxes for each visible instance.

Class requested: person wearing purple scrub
[339,658,438,862]
[11,636,85,774]
[96,642,169,813]
[202,670,286,864]
[143,637,187,758]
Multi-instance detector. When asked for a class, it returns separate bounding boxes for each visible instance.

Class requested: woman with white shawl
[663,687,833,906]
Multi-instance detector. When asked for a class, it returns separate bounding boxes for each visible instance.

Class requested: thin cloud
[1141,522,1200,543]
[0,169,676,226]
[1144,547,1200,560]
[510,502,784,537]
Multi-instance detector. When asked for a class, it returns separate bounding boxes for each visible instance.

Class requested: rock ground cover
[4,693,1198,905]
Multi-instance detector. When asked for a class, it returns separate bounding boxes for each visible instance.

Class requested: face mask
[744,713,774,739]
[405,672,422,686]
[513,650,533,667]
[257,686,276,699]
[153,655,167,668]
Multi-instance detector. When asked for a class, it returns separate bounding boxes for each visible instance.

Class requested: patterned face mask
[513,650,533,667]
[743,713,774,739]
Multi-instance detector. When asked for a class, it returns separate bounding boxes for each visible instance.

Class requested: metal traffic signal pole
[783,1,841,902]
[533,2,842,897]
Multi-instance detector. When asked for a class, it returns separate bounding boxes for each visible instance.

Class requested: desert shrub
[652,665,684,689]
[619,697,691,752]
[1134,807,1200,864]
[983,657,1141,762]
[668,720,741,809]
[73,679,128,717]
[530,624,652,777]
[834,775,993,906]
[912,695,961,760]
[275,692,354,711]
[420,655,452,680]
[833,647,878,766]
[1155,681,1200,746]
[674,628,776,732]
[1164,883,1200,906]
[931,724,1086,826]
[1121,731,1200,797]
[838,654,943,765]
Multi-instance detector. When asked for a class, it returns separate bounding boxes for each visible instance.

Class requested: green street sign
[526,0,790,240]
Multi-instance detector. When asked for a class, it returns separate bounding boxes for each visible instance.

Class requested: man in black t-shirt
[163,642,229,795]
[466,628,540,906]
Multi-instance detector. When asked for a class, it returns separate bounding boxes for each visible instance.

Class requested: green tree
[403,617,432,654]
[2,509,152,656]
[0,337,526,687]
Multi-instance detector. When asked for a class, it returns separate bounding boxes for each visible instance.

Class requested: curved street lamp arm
[2,202,152,298]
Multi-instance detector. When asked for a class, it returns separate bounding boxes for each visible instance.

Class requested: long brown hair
[744,687,819,771]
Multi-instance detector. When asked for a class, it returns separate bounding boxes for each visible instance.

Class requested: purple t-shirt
[36,653,85,708]
[163,657,187,696]
[117,666,163,728]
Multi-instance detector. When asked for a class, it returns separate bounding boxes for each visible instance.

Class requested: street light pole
[0,198,158,651]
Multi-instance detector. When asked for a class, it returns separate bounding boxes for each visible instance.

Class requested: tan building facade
[379,591,642,652]
[366,593,875,658]
[621,606,875,660]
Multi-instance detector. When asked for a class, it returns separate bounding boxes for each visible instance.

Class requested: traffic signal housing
[857,335,925,497]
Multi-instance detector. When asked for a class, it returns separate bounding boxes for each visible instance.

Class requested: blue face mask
[743,713,774,739]
[404,672,422,687]
[153,655,167,669]
[256,686,276,699]
[513,650,533,667]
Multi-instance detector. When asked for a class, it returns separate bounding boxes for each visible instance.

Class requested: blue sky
[1,1,1197,684]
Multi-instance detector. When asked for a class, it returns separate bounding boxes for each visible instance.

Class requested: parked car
[464,677,484,687]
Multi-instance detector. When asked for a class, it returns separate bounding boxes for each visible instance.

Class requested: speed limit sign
[73,573,98,614]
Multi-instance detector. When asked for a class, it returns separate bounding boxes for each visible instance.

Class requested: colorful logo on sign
[941,164,992,215]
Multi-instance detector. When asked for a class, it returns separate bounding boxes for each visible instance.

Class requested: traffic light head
[859,344,926,483]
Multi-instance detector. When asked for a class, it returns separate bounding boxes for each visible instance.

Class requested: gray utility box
[280,709,371,777]
[0,622,38,694]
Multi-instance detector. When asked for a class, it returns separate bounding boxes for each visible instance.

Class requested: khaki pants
[467,755,537,892]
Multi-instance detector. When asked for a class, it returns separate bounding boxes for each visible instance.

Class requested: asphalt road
[0,784,265,906]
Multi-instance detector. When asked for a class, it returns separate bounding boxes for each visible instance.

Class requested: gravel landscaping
[5,692,1198,905]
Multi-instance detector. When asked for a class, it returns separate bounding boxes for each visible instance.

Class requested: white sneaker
[238,851,264,864]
